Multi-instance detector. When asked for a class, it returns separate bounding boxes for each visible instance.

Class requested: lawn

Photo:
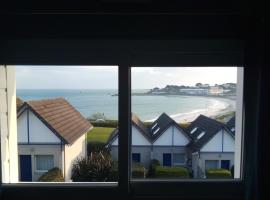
[87,127,115,143]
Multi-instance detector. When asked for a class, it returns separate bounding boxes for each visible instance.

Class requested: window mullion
[118,64,131,196]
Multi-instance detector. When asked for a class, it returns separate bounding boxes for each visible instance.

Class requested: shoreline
[145,97,235,123]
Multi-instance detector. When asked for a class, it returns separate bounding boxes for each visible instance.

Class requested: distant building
[179,88,209,95]
[209,86,224,95]
[17,98,92,181]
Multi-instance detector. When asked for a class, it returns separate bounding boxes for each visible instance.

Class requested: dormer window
[151,123,158,130]
[190,127,197,134]
[153,127,160,135]
[197,131,206,139]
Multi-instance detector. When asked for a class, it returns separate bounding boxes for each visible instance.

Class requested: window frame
[0,39,260,200]
[34,155,54,173]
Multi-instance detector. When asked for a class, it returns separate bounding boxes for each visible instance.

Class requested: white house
[108,113,192,168]
[186,115,235,178]
[17,98,93,182]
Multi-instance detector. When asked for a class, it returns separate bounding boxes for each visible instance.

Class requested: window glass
[131,67,244,180]
[0,65,119,183]
[35,155,54,171]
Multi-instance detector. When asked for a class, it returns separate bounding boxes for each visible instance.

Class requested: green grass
[87,127,115,143]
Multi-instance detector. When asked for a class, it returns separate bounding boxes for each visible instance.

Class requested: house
[179,88,209,95]
[226,116,235,135]
[17,98,93,182]
[209,86,224,95]
[186,115,235,178]
[107,113,192,168]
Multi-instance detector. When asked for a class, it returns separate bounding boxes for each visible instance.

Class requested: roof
[107,112,191,145]
[186,115,234,151]
[18,98,93,144]
[226,116,235,135]
[16,97,24,111]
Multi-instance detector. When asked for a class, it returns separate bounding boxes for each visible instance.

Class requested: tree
[195,83,202,87]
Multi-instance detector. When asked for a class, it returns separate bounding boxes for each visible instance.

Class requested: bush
[155,166,189,178]
[88,120,118,128]
[132,162,146,178]
[71,150,115,182]
[205,168,232,179]
[147,159,160,177]
[38,167,64,182]
[87,142,107,155]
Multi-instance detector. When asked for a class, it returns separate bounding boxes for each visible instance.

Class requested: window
[205,160,219,170]
[131,66,244,180]
[35,155,54,172]
[132,153,141,163]
[173,153,185,165]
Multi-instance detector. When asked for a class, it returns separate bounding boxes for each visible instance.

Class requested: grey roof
[186,115,234,151]
[226,116,235,135]
[107,112,191,145]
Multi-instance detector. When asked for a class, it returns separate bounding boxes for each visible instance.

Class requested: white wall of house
[18,145,63,181]
[201,130,234,152]
[17,110,61,144]
[64,133,87,181]
[0,66,18,183]
[153,125,190,146]
[111,125,151,146]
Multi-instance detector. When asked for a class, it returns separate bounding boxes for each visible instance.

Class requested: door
[221,160,230,170]
[163,153,172,166]
[19,155,32,181]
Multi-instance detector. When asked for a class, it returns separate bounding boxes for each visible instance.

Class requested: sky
[16,66,237,89]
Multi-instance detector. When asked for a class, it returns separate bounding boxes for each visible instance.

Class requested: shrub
[71,150,115,182]
[205,168,232,179]
[38,167,64,182]
[132,162,146,178]
[87,142,110,155]
[147,159,160,177]
[155,166,189,178]
[88,120,118,128]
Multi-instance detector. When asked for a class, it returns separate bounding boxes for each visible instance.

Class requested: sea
[17,89,235,121]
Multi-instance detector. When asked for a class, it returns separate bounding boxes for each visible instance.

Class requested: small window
[173,153,185,165]
[190,127,198,134]
[197,131,206,139]
[205,160,219,170]
[35,155,54,172]
[132,153,141,163]
[153,127,160,135]
[151,123,158,130]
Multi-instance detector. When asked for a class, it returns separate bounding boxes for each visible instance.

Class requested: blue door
[132,153,141,163]
[19,155,32,181]
[221,160,230,170]
[163,153,172,166]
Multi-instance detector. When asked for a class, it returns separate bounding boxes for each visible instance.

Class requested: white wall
[111,125,151,146]
[201,130,234,152]
[223,131,235,152]
[28,111,61,143]
[0,66,18,183]
[201,131,223,152]
[153,125,190,146]
[64,132,87,181]
[17,110,61,144]
[17,111,29,143]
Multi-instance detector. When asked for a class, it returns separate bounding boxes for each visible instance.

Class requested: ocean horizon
[17,89,235,121]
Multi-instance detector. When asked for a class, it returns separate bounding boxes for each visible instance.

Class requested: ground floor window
[205,160,219,170]
[35,155,54,172]
[132,153,141,163]
[221,160,230,170]
[173,153,185,165]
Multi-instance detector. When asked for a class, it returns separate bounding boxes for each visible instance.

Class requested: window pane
[1,65,118,183]
[131,67,244,180]
[35,155,54,171]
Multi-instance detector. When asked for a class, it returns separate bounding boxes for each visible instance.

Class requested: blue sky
[16,66,237,89]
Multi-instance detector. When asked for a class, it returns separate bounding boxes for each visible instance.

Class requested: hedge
[132,162,146,178]
[155,166,189,178]
[88,120,118,128]
[38,167,64,182]
[205,168,232,179]
[87,142,107,155]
